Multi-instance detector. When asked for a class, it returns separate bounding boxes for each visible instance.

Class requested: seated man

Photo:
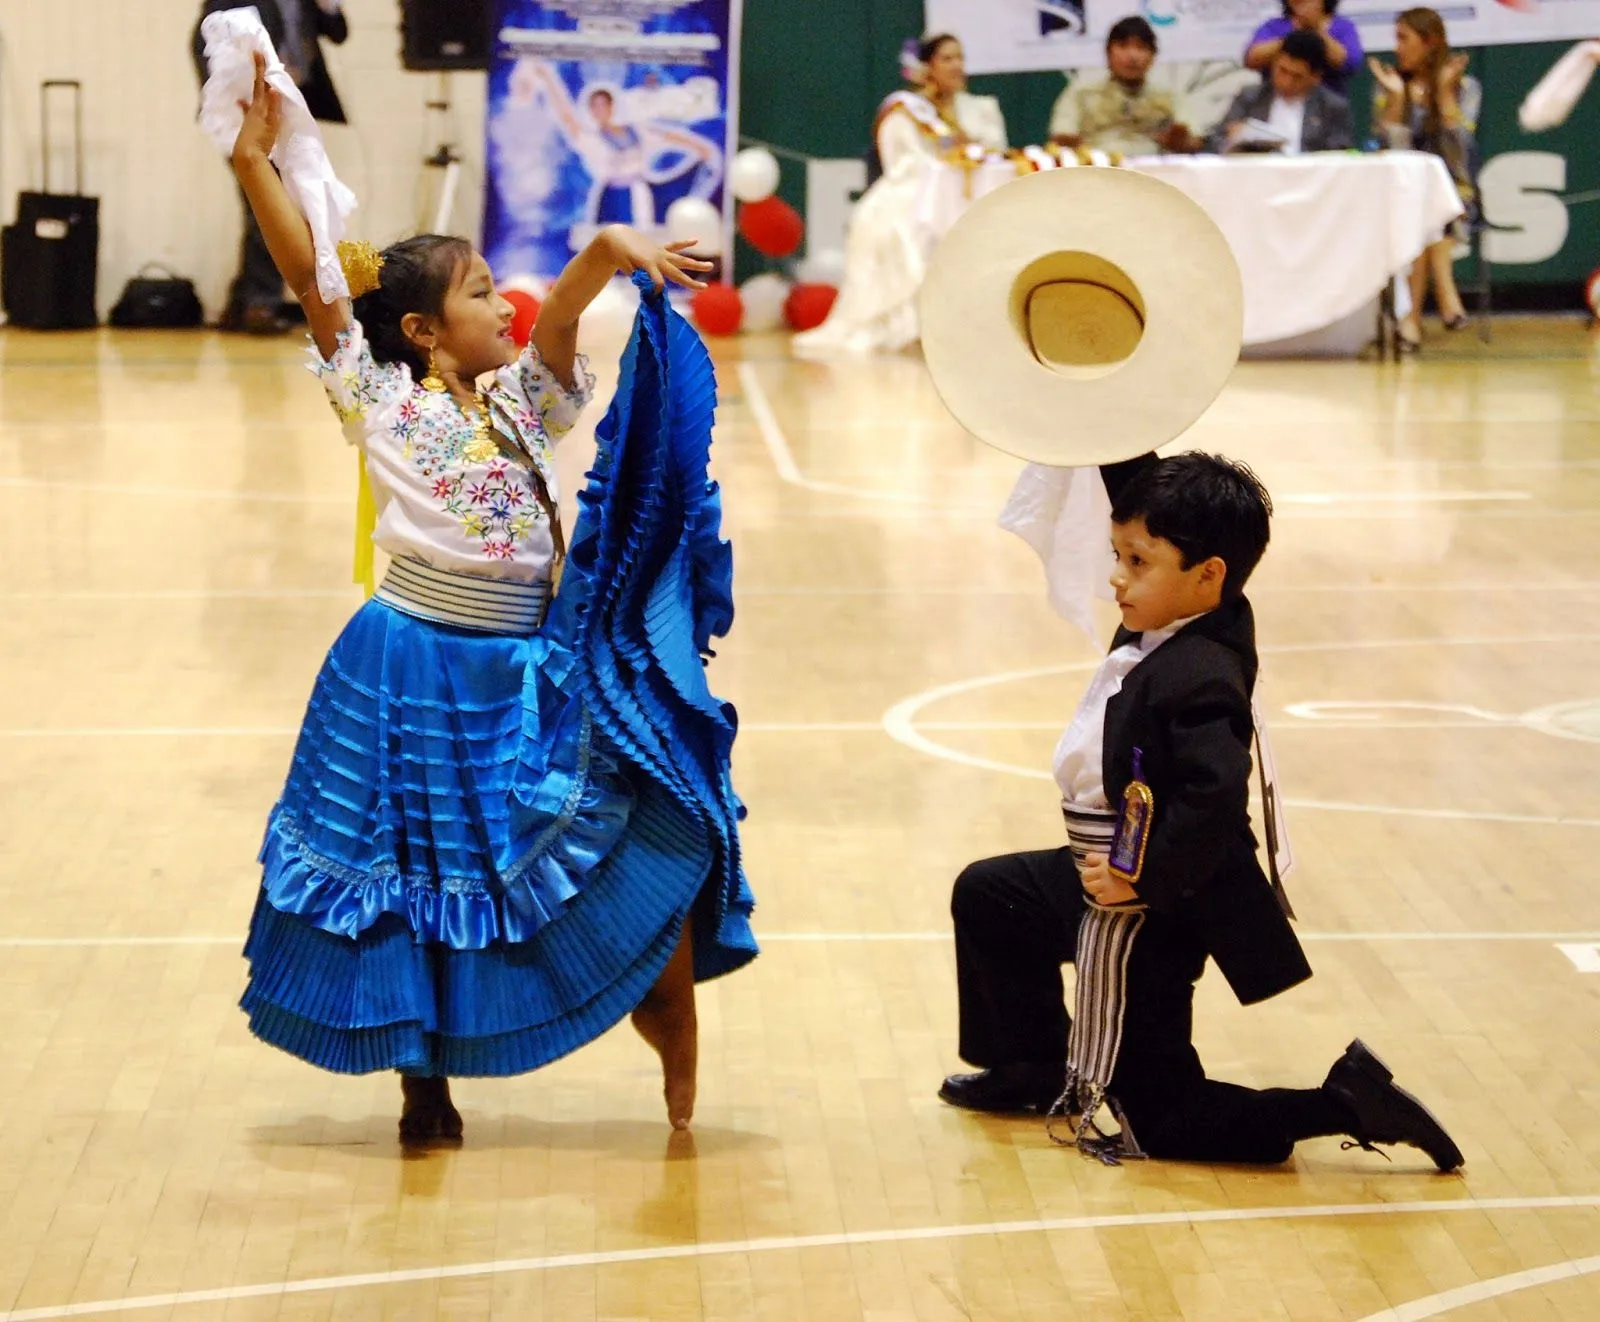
[1209,29,1353,154]
[1050,17,1202,157]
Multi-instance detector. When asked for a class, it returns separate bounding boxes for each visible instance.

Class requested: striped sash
[374,556,551,634]
[1049,806,1148,1164]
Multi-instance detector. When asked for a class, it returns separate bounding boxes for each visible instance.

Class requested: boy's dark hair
[1110,452,1273,597]
[352,234,474,378]
[1106,16,1158,52]
[1280,0,1336,15]
[1279,28,1329,76]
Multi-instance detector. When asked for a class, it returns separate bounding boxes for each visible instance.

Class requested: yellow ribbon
[353,454,376,598]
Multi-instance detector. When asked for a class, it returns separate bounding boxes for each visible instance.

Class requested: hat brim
[919,168,1243,467]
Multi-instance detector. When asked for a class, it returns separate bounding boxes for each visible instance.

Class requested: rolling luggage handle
[41,80,85,197]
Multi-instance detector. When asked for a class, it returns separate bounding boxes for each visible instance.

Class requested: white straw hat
[919,167,1242,466]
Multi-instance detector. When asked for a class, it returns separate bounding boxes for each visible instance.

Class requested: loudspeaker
[401,0,492,72]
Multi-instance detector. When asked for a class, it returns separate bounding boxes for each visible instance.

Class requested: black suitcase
[2,81,100,329]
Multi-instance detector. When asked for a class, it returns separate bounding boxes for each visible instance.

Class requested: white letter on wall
[1480,151,1569,265]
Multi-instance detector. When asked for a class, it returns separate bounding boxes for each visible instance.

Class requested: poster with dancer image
[929,0,1600,71]
[484,0,741,284]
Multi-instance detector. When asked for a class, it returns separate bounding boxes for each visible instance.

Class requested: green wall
[739,2,1597,290]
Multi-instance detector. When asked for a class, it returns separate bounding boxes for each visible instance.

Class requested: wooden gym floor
[1,317,1598,1320]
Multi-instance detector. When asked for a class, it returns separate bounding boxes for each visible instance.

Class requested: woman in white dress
[793,34,1009,357]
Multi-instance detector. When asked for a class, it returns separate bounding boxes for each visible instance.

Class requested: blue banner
[484,0,742,285]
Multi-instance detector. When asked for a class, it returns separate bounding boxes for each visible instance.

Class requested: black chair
[1456,218,1493,343]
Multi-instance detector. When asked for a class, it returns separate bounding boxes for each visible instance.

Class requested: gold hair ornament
[337,240,385,298]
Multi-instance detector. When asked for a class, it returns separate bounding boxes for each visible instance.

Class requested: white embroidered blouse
[313,322,595,583]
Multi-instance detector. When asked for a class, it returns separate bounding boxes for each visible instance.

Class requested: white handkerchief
[198,6,358,304]
[997,463,1115,646]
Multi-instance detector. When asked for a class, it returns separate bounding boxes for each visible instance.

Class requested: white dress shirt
[1052,616,1200,810]
[1266,94,1308,154]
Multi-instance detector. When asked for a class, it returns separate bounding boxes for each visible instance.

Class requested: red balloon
[691,283,743,336]
[784,283,838,332]
[738,196,806,259]
[502,289,540,347]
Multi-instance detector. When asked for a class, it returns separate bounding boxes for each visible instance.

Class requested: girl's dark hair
[1280,0,1337,15]
[919,32,960,65]
[350,234,474,377]
[1110,452,1274,598]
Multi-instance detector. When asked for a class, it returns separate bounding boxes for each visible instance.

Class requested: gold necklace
[457,393,500,464]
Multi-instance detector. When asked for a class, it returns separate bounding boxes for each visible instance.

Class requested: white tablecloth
[919,151,1462,347]
[1126,153,1463,345]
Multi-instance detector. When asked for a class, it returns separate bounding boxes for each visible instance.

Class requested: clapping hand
[1367,56,1406,97]
[1439,51,1470,93]
[232,52,282,165]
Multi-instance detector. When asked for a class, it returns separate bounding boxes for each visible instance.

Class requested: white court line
[0,717,1575,740]
[1277,491,1531,505]
[733,364,1550,513]
[735,362,986,511]
[3,931,1595,949]
[1353,1254,1600,1322]
[2,1195,1597,1321]
[5,582,1600,603]
[0,588,355,601]
[0,477,347,505]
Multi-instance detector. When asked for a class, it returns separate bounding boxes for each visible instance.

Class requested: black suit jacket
[1207,82,1353,154]
[192,0,349,124]
[1094,458,1312,1007]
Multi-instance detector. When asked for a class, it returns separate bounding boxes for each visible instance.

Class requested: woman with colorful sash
[793,33,1008,357]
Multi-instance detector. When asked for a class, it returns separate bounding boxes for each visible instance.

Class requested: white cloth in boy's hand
[198,6,358,304]
[998,463,1116,646]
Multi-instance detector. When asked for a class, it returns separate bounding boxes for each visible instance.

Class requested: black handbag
[110,264,204,328]
[1,81,100,329]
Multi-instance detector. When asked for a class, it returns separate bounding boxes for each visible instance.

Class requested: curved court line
[1353,1253,1600,1321]
[880,634,1600,827]
[4,1195,1596,1321]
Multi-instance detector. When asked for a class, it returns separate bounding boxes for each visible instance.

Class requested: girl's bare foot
[399,1075,463,1146]
[632,921,698,1129]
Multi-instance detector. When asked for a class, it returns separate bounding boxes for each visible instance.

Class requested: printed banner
[484,0,741,284]
[927,0,1600,71]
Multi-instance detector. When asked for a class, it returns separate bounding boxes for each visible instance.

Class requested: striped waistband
[374,556,550,634]
[1062,804,1117,859]
[1063,804,1146,913]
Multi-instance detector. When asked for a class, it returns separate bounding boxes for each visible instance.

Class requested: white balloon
[739,273,791,333]
[664,197,724,256]
[729,147,781,203]
[794,247,846,287]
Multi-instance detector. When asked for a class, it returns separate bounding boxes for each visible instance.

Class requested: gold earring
[421,347,446,393]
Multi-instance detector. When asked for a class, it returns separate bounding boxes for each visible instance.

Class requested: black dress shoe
[939,1062,1065,1114]
[1323,1040,1464,1172]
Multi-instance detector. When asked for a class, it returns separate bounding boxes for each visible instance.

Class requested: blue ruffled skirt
[242,279,757,1076]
